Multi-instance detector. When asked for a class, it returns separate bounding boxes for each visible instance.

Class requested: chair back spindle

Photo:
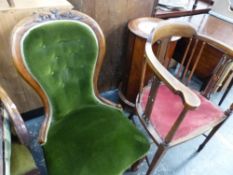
[157,38,170,66]
[203,54,232,97]
[181,38,199,84]
[144,76,160,120]
[176,38,193,79]
[187,41,206,84]
[138,55,148,103]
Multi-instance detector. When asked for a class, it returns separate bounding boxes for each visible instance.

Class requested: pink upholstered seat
[139,84,225,142]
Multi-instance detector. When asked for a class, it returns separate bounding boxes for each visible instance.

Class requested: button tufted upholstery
[23,21,100,120]
[20,19,149,175]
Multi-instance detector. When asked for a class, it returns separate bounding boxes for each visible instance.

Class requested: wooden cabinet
[172,14,233,87]
[0,0,73,113]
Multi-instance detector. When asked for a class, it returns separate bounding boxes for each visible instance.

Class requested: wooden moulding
[11,10,118,144]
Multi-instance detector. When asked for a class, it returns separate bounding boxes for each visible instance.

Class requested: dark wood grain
[120,17,178,105]
[173,14,233,48]
[68,0,155,91]
[172,14,233,84]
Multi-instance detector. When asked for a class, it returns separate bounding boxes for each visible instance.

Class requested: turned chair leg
[198,103,233,152]
[197,121,223,152]
[146,145,167,175]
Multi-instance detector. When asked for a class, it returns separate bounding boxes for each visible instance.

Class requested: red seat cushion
[139,84,225,142]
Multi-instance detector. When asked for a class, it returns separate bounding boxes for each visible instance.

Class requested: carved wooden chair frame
[11,10,119,144]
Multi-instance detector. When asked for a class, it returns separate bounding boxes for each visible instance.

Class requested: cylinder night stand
[119,17,178,108]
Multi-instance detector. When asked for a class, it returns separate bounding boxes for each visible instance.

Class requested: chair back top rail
[146,21,200,109]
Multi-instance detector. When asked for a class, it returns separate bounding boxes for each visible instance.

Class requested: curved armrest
[0,86,30,146]
[145,43,201,109]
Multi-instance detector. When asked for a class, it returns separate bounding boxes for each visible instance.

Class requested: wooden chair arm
[145,42,201,109]
[0,86,30,147]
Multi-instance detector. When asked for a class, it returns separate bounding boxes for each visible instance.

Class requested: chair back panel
[22,20,99,120]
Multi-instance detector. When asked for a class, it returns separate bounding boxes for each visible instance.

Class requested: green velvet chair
[11,10,149,175]
[0,86,39,175]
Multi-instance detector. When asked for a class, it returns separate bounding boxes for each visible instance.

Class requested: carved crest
[34,9,83,22]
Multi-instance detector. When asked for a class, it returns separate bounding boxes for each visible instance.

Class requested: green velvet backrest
[22,20,99,120]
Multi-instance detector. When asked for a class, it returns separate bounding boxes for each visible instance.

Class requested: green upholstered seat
[11,143,37,175]
[21,20,149,175]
